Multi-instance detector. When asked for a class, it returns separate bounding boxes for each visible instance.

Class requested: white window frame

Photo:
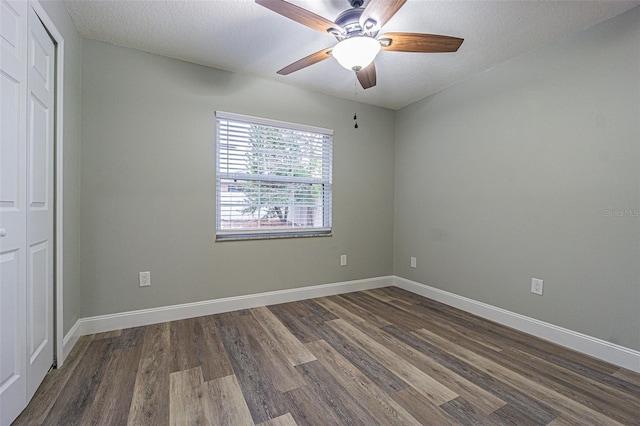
[215,111,333,241]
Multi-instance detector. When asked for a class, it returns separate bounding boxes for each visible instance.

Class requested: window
[216,111,333,240]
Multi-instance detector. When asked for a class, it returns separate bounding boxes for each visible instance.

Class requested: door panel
[28,93,48,209]
[0,0,28,423]
[29,30,50,89]
[0,73,21,209]
[0,251,20,380]
[0,250,23,413]
[25,5,55,400]
[28,241,49,363]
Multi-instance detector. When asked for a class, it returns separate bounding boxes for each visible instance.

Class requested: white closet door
[25,4,55,400]
[0,0,29,424]
[0,2,55,423]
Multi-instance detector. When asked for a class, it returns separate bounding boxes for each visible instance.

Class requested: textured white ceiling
[64,0,639,110]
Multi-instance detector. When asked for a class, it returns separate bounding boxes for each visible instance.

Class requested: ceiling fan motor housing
[334,8,379,40]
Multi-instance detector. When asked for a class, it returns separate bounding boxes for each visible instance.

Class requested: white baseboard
[395,276,640,374]
[75,276,393,336]
[61,319,82,365]
[62,274,639,374]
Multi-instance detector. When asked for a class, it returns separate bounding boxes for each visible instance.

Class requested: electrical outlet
[410,257,417,268]
[531,278,543,295]
[139,271,151,287]
[340,254,347,266]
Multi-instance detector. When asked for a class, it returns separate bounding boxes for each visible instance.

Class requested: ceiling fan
[256,0,464,89]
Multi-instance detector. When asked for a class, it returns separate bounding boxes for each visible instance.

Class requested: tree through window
[216,112,332,240]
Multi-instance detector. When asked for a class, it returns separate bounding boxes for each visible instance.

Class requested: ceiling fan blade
[277,47,333,75]
[256,0,341,34]
[357,62,376,89]
[359,0,407,30]
[379,32,463,53]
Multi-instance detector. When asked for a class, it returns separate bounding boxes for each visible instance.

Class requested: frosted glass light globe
[332,36,381,71]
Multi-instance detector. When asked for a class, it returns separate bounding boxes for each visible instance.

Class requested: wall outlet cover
[139,271,151,287]
[531,278,543,295]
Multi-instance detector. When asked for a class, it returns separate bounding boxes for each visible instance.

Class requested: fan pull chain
[354,77,359,129]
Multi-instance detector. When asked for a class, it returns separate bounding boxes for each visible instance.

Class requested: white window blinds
[216,111,333,240]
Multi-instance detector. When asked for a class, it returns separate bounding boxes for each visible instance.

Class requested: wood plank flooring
[13,287,640,425]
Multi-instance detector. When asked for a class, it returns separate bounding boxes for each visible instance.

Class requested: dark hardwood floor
[14,287,640,425]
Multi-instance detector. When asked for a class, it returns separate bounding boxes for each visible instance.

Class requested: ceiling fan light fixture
[332,36,381,71]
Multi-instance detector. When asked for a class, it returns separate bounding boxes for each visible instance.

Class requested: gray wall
[80,40,396,317]
[39,1,83,336]
[65,5,639,353]
[394,7,640,351]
